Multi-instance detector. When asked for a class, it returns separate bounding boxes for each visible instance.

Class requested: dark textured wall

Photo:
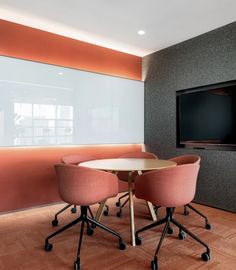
[143,22,236,212]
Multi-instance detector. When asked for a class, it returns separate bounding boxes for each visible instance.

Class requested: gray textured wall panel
[143,22,236,212]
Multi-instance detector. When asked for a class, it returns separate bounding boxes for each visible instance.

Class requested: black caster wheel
[116,211,122,218]
[103,210,109,216]
[205,223,211,230]
[71,207,77,214]
[178,231,186,240]
[104,205,109,216]
[201,252,211,262]
[74,259,80,270]
[45,242,53,252]
[87,227,94,236]
[167,226,174,234]
[119,240,126,250]
[135,236,142,245]
[116,202,121,207]
[184,209,189,216]
[52,219,58,227]
[151,257,158,270]
[91,223,96,229]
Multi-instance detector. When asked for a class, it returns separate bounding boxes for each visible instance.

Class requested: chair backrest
[117,151,158,182]
[135,162,200,207]
[169,154,200,166]
[61,154,97,165]
[54,164,118,206]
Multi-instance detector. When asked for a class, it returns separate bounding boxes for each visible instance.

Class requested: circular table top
[79,158,176,172]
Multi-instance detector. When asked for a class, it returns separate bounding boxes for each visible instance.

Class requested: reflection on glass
[34,104,56,119]
[14,102,73,146]
[90,106,119,132]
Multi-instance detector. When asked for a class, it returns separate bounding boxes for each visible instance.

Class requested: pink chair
[169,155,211,229]
[134,161,211,270]
[116,151,158,217]
[45,164,126,270]
[51,154,97,227]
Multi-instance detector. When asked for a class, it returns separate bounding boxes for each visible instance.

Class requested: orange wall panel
[0,144,142,213]
[0,19,142,80]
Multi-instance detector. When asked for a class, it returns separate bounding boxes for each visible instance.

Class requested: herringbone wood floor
[0,197,236,270]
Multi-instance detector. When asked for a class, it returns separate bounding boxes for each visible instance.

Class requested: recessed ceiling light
[58,72,64,75]
[137,30,145,36]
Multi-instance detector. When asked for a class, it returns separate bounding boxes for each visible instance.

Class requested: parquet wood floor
[0,197,236,270]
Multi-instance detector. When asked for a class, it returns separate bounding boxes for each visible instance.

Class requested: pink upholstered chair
[51,154,97,227]
[168,155,211,229]
[45,164,126,270]
[116,151,158,217]
[134,161,211,269]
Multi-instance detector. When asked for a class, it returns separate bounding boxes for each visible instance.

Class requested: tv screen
[176,80,236,150]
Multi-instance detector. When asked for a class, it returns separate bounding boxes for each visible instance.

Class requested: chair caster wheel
[103,210,109,216]
[116,202,121,207]
[116,211,122,218]
[205,223,211,230]
[119,240,126,250]
[103,205,109,216]
[52,219,58,227]
[74,259,80,270]
[91,223,96,229]
[184,209,189,216]
[167,226,174,234]
[135,236,142,245]
[71,207,77,214]
[151,257,158,270]
[201,251,211,261]
[178,231,186,240]
[87,227,94,236]
[45,242,53,252]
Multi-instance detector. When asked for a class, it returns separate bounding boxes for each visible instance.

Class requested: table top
[79,158,176,171]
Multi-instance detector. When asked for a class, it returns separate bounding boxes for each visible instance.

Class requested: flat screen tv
[176,80,236,151]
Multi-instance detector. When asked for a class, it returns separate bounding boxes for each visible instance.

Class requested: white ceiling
[0,0,235,56]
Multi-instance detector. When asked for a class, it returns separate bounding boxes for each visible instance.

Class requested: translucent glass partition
[0,56,144,146]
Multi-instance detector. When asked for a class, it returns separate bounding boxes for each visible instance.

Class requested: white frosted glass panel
[0,56,144,146]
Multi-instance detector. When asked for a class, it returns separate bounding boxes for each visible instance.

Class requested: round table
[80,158,176,246]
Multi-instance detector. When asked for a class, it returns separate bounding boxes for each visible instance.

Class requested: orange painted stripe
[0,19,142,80]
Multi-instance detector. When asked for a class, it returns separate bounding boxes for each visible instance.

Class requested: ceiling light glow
[137,30,145,35]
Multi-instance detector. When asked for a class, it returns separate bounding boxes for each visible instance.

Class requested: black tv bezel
[176,79,236,151]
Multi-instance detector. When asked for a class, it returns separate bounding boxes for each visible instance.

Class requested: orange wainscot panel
[0,144,143,212]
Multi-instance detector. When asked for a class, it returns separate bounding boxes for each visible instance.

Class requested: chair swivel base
[45,206,126,270]
[51,203,79,227]
[51,203,109,227]
[184,204,212,230]
[135,208,211,270]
